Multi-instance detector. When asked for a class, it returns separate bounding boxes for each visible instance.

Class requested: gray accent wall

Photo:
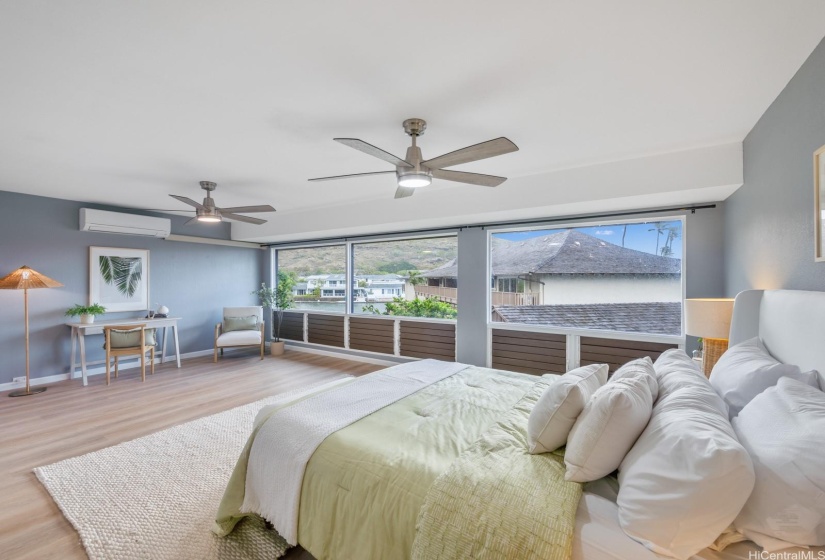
[725,37,825,294]
[0,190,264,385]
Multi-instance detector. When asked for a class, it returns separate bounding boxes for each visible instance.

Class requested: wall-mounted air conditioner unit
[79,208,171,238]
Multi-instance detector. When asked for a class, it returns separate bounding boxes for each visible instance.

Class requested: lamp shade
[0,265,63,290]
[684,298,734,339]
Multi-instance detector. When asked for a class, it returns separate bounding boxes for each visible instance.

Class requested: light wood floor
[0,349,382,560]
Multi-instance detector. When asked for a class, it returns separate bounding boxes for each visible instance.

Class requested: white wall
[539,275,681,304]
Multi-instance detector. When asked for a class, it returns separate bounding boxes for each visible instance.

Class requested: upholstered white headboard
[729,289,825,386]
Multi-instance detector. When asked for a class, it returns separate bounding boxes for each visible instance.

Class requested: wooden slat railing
[580,336,678,373]
[399,320,456,360]
[308,314,345,347]
[277,311,305,342]
[348,317,395,354]
[491,329,566,375]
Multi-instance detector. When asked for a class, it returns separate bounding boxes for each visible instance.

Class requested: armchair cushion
[216,330,262,347]
[104,328,157,349]
[223,315,259,332]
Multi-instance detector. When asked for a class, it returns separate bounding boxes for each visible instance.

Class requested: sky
[494,220,683,259]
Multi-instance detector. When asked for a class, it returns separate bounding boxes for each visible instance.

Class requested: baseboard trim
[0,348,215,392]
[285,342,412,367]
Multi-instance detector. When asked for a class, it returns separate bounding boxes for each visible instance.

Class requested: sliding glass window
[352,236,458,319]
[490,220,683,335]
[276,245,347,313]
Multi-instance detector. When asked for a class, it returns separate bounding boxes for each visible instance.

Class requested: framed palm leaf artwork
[89,247,149,312]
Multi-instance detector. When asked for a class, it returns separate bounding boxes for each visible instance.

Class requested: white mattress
[572,478,821,560]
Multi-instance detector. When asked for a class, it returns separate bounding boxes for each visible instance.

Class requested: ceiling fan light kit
[308,118,518,198]
[169,181,275,226]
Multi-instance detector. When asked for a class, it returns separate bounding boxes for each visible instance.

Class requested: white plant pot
[270,341,285,356]
[80,314,95,324]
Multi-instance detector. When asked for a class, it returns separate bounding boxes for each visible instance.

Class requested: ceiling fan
[169,181,276,225]
[308,118,519,198]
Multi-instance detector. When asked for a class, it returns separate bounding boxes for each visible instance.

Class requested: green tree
[382,296,457,319]
[406,270,426,286]
[376,260,416,274]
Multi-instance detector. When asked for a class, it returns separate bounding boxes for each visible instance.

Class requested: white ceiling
[1,1,824,242]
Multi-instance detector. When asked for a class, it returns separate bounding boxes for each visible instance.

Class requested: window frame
[485,215,687,341]
[272,232,459,323]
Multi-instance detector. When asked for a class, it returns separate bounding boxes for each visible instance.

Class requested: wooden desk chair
[103,324,156,384]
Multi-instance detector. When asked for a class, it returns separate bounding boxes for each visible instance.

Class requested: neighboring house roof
[422,230,681,278]
[370,283,405,290]
[493,302,681,336]
[293,282,308,290]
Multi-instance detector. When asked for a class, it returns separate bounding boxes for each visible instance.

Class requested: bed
[216,289,825,559]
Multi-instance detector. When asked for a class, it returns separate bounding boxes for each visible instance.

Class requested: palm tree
[648,223,668,255]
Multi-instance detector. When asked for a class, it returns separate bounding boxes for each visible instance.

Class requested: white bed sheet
[572,479,822,560]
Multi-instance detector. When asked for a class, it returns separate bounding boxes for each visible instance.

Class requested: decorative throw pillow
[617,349,754,560]
[610,356,659,401]
[710,337,819,419]
[733,377,825,551]
[224,315,259,332]
[104,328,157,349]
[527,363,608,454]
[564,365,656,483]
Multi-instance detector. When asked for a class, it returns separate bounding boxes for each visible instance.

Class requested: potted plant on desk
[65,303,107,324]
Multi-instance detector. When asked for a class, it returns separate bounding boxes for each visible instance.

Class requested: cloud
[595,229,615,236]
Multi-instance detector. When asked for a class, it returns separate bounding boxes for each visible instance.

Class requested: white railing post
[344,315,350,349]
[393,318,401,356]
[566,334,581,372]
[303,312,308,343]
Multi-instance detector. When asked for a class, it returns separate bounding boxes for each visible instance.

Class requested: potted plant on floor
[65,303,107,324]
[254,273,294,356]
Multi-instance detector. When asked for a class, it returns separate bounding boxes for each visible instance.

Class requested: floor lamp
[0,266,63,397]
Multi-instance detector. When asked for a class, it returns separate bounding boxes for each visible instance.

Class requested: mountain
[277,237,458,278]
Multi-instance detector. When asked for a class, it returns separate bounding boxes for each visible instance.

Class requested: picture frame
[89,247,150,312]
[816,145,825,262]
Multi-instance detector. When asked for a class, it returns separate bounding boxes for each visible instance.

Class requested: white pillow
[610,356,659,401]
[617,349,755,560]
[527,363,608,454]
[733,377,825,551]
[564,361,657,483]
[710,337,820,419]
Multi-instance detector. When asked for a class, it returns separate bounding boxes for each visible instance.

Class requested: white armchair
[214,306,265,362]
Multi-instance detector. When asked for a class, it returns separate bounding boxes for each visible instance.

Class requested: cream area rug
[35,376,353,560]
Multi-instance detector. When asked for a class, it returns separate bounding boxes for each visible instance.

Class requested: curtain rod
[262,204,717,248]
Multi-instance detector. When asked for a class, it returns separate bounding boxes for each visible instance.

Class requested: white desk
[67,317,181,386]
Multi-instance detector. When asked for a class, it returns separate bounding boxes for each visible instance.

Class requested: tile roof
[422,230,681,278]
[493,302,682,336]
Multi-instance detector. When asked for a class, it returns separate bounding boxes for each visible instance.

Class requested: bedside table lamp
[685,298,734,377]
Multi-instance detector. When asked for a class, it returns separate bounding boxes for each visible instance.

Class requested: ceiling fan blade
[217,204,275,214]
[394,186,416,199]
[221,212,267,225]
[308,171,396,182]
[422,137,518,169]
[334,138,412,168]
[430,168,507,187]
[170,194,205,210]
[184,216,201,225]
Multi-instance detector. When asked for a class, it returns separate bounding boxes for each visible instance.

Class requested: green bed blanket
[411,378,582,560]
[217,365,580,560]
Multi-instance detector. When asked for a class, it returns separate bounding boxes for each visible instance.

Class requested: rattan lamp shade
[685,298,734,377]
[0,266,63,397]
[0,266,63,290]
